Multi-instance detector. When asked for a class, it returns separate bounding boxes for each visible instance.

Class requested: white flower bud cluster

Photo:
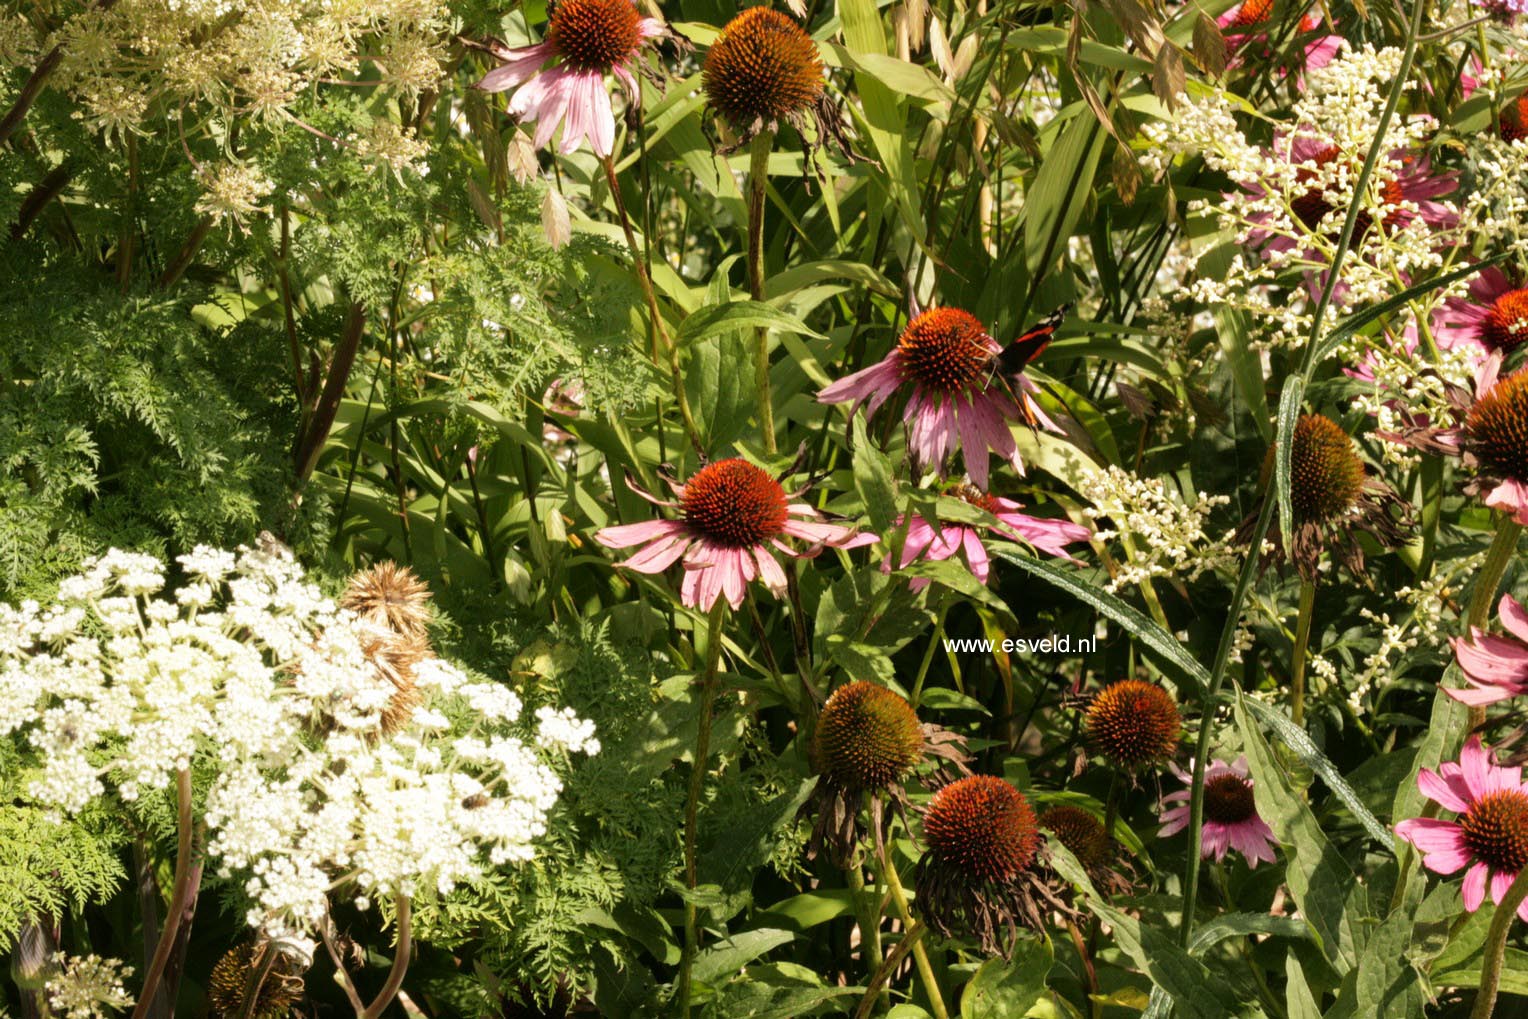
[1078,466,1238,593]
[1142,45,1455,341]
[2,543,596,940]
[45,953,134,1019]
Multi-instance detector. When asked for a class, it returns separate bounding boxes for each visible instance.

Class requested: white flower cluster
[1145,45,1452,342]
[1339,557,1481,714]
[45,954,134,1019]
[1345,328,1482,466]
[1078,466,1238,593]
[2,542,595,940]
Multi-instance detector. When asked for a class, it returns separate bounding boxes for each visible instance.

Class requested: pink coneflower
[817,308,1059,488]
[1159,758,1278,867]
[886,486,1090,590]
[1434,266,1528,355]
[1381,352,1528,523]
[470,0,667,157]
[1452,594,1528,706]
[1245,134,1458,259]
[593,458,876,610]
[1396,736,1528,920]
[1217,0,1342,76]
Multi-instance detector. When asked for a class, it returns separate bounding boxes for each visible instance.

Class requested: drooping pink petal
[1395,817,1470,873]
[595,519,687,548]
[1415,768,1473,814]
[474,41,556,93]
[1461,736,1493,802]
[1464,861,1490,912]
[1158,804,1190,837]
[754,546,788,596]
[961,527,991,584]
[1500,595,1528,645]
[621,533,693,573]
[1493,868,1518,906]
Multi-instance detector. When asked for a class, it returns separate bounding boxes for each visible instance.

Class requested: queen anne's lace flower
[2,540,596,939]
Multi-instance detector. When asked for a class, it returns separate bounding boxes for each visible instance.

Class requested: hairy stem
[599,155,704,456]
[1472,866,1528,1019]
[678,604,727,1018]
[746,130,776,454]
[852,921,925,1019]
[845,864,886,1013]
[157,216,214,290]
[360,896,412,1019]
[294,301,366,484]
[129,770,198,1019]
[1290,578,1317,726]
[878,848,949,1019]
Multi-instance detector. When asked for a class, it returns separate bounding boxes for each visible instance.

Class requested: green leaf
[1314,252,1515,363]
[837,0,926,244]
[675,300,825,348]
[1025,113,1107,276]
[990,549,1209,696]
[691,928,795,986]
[697,778,818,921]
[1321,896,1426,1019]
[1082,903,1234,1019]
[1240,697,1394,847]
[1199,243,1271,440]
[1236,689,1369,973]
[1274,377,1304,558]
[960,936,1053,1019]
[759,890,857,930]
[852,414,898,534]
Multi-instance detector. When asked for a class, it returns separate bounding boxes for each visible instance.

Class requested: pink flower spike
[1157,756,1278,868]
[591,459,876,612]
[1397,735,1528,916]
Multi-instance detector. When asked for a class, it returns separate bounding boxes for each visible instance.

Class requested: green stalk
[1471,866,1528,1018]
[876,848,950,1019]
[1177,0,1428,949]
[677,605,728,1018]
[129,770,197,1019]
[746,130,777,454]
[1465,517,1523,729]
[845,864,886,1013]
[1290,579,1317,727]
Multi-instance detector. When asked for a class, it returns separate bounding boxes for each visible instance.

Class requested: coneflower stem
[852,920,925,1019]
[1472,866,1528,1019]
[746,130,777,454]
[1290,579,1317,727]
[909,602,948,710]
[844,865,886,1012]
[359,895,411,1019]
[876,847,950,1019]
[1465,517,1523,730]
[678,604,727,1019]
[129,769,198,1019]
[599,155,704,457]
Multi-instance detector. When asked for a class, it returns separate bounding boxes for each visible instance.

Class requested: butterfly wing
[995,305,1070,376]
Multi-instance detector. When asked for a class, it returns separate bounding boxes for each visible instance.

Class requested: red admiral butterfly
[986,304,1070,426]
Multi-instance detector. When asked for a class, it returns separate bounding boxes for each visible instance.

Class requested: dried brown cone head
[342,562,433,638]
[812,681,923,792]
[915,776,1072,956]
[361,627,429,735]
[1039,805,1110,871]
[208,941,304,1019]
[703,8,824,137]
[1085,680,1181,771]
[1247,412,1412,582]
[1288,413,1365,526]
